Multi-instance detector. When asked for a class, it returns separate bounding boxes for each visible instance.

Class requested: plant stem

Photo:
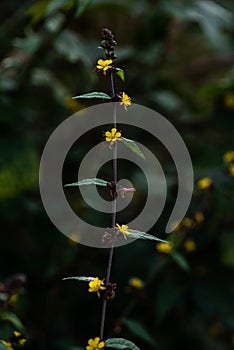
[100,73,117,339]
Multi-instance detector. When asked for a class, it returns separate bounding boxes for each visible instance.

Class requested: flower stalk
[99,28,118,340]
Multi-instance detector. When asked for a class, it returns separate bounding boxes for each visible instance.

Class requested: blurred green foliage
[0,0,234,349]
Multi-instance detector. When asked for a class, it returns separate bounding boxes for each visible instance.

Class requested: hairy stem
[100,73,117,339]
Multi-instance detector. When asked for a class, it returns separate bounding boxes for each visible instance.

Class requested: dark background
[0,0,234,349]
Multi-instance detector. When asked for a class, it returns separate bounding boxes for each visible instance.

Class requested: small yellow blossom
[96,59,112,75]
[1,341,13,350]
[156,242,172,254]
[88,277,106,298]
[9,293,19,305]
[19,339,26,347]
[105,128,121,142]
[184,239,196,252]
[224,93,234,109]
[194,211,204,224]
[197,177,213,190]
[1,331,26,350]
[118,92,131,110]
[115,223,130,239]
[182,217,194,229]
[129,277,144,289]
[223,150,234,163]
[229,164,234,176]
[86,337,105,350]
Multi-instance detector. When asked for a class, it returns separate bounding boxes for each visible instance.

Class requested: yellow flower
[1,341,13,350]
[194,211,204,224]
[86,337,105,350]
[9,293,19,305]
[182,217,194,229]
[118,92,131,110]
[1,331,26,350]
[184,239,196,252]
[105,128,121,142]
[156,242,172,254]
[223,150,234,163]
[129,277,144,289]
[96,59,112,75]
[224,93,234,109]
[197,177,213,190]
[115,223,130,239]
[229,164,234,176]
[88,277,106,298]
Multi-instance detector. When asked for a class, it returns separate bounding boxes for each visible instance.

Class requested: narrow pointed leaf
[122,318,157,347]
[73,92,111,100]
[63,276,105,285]
[0,312,24,331]
[121,137,145,160]
[128,229,167,243]
[105,338,140,350]
[75,0,93,17]
[171,251,190,271]
[62,276,95,282]
[116,68,125,82]
[64,178,108,187]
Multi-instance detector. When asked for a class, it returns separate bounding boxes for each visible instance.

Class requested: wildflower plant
[63,28,169,350]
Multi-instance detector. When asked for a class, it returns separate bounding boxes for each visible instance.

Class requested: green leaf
[128,229,167,243]
[0,343,9,350]
[120,137,145,160]
[0,312,24,331]
[105,338,140,350]
[63,276,105,286]
[31,68,68,102]
[46,0,74,16]
[64,178,108,187]
[62,276,95,282]
[75,0,93,17]
[13,33,41,54]
[186,1,232,49]
[122,319,156,347]
[54,30,88,63]
[27,0,50,23]
[150,90,182,112]
[116,68,125,82]
[73,92,111,100]
[171,251,190,271]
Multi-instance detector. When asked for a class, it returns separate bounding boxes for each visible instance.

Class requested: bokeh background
[0,0,234,349]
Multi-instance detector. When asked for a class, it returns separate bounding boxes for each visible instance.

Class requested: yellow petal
[115,132,121,138]
[99,341,105,348]
[94,337,100,345]
[97,59,104,65]
[122,224,129,233]
[88,339,94,345]
[111,128,117,134]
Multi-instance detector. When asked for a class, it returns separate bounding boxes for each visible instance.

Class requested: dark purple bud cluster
[101,28,117,60]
